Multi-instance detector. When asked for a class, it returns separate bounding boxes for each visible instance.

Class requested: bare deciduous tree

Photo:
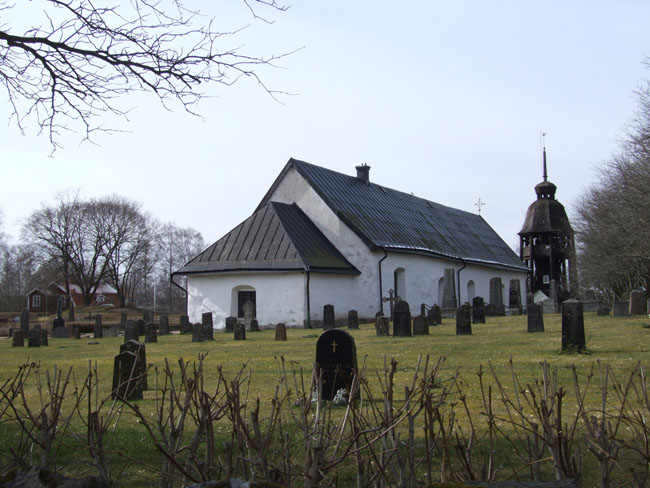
[0,0,291,148]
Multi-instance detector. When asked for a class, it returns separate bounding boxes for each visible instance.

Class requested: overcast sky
[2,1,649,253]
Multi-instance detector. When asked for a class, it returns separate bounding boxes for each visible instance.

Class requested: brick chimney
[355,164,370,185]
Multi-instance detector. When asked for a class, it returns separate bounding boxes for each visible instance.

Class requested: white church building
[174,159,529,328]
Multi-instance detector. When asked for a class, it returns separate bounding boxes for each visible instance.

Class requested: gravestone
[112,340,147,401]
[144,322,157,343]
[275,323,287,341]
[51,327,69,339]
[630,289,647,315]
[225,316,236,333]
[613,301,630,317]
[488,278,505,316]
[180,315,191,334]
[432,304,442,325]
[68,301,75,321]
[243,300,255,330]
[20,308,29,334]
[456,303,472,335]
[53,298,65,329]
[120,312,127,330]
[39,329,48,346]
[376,316,389,336]
[527,302,545,333]
[562,299,586,353]
[124,321,139,342]
[234,322,246,340]
[159,316,169,336]
[12,330,24,347]
[201,312,214,340]
[192,323,204,342]
[72,327,81,339]
[442,268,457,309]
[105,325,119,338]
[597,303,610,316]
[393,300,411,337]
[136,319,145,336]
[94,315,103,339]
[143,309,154,323]
[426,307,435,326]
[348,310,359,330]
[323,304,335,330]
[412,315,428,335]
[315,329,357,401]
[250,319,260,332]
[472,296,486,324]
[28,328,41,348]
[509,279,521,308]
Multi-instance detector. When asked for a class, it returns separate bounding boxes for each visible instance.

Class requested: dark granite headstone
[192,323,204,342]
[315,329,357,401]
[597,303,610,316]
[136,319,145,336]
[376,316,389,336]
[323,304,335,330]
[527,302,544,333]
[159,316,169,336]
[112,340,147,401]
[201,312,214,341]
[28,328,40,348]
[105,325,119,338]
[412,315,428,335]
[144,322,157,343]
[12,330,24,347]
[180,315,191,334]
[472,296,486,324]
[52,327,69,339]
[426,307,435,326]
[39,329,48,346]
[20,308,29,334]
[124,321,139,342]
[142,310,153,324]
[489,277,505,316]
[94,315,103,339]
[348,310,359,330]
[613,301,629,317]
[456,303,472,335]
[432,304,442,325]
[225,316,236,333]
[275,323,287,341]
[393,300,411,337]
[630,289,647,315]
[562,299,586,353]
[234,322,246,340]
[250,319,260,332]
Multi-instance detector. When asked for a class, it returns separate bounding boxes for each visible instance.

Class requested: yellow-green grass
[1,312,648,413]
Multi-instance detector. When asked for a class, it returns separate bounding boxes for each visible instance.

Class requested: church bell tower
[518,148,578,304]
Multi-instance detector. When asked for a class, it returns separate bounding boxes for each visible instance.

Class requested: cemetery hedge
[1,312,649,487]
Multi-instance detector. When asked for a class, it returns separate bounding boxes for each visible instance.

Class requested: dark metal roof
[258,158,527,271]
[175,202,360,275]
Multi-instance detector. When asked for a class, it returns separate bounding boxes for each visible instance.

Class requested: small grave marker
[315,329,357,401]
[275,323,287,341]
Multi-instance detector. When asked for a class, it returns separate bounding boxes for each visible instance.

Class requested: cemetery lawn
[1,312,649,485]
[0,312,648,412]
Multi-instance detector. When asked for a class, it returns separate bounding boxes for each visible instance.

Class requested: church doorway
[231,286,256,319]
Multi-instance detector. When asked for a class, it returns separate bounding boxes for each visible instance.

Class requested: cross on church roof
[475,197,485,215]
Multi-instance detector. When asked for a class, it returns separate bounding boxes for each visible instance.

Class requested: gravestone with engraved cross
[315,329,357,401]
